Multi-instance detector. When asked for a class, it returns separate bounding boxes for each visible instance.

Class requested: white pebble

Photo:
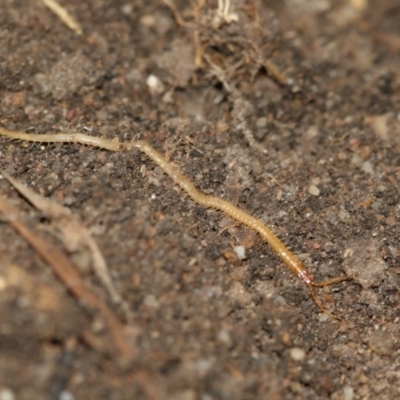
[289,347,306,361]
[343,385,354,400]
[146,74,164,95]
[0,389,15,400]
[234,245,246,260]
[121,4,133,15]
[60,391,75,400]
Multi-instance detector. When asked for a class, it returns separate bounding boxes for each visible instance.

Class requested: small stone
[361,161,374,174]
[0,389,15,400]
[233,245,246,260]
[60,391,75,400]
[143,294,159,309]
[146,74,164,95]
[289,347,306,361]
[256,117,268,128]
[217,328,232,345]
[121,3,133,15]
[343,385,354,400]
[308,184,320,196]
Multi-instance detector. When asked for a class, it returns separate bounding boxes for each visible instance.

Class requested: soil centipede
[0,127,350,319]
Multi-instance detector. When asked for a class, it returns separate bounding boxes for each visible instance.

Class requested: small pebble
[233,245,246,260]
[121,3,133,15]
[146,74,164,95]
[143,294,159,309]
[0,389,15,400]
[256,117,268,128]
[361,161,374,174]
[343,385,354,400]
[217,328,232,345]
[60,391,75,400]
[308,184,320,196]
[289,347,306,361]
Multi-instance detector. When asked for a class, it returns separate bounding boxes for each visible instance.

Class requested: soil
[0,0,400,399]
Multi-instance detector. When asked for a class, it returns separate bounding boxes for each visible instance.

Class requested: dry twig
[41,0,82,35]
[0,187,137,362]
[1,170,132,322]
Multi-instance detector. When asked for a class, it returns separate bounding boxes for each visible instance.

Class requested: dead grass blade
[41,0,82,35]
[1,170,132,323]
[0,189,137,363]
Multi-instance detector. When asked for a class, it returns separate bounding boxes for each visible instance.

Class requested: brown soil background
[1,0,400,399]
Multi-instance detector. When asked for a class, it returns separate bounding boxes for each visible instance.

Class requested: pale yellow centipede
[0,127,350,319]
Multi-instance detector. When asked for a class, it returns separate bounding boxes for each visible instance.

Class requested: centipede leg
[312,275,351,287]
[306,284,342,320]
[306,275,351,319]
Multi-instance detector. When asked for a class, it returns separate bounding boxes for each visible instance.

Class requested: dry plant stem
[161,0,192,28]
[0,127,350,319]
[0,188,136,362]
[1,170,132,323]
[41,0,82,35]
[264,60,288,86]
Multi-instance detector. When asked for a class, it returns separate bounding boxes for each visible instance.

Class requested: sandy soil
[0,0,400,399]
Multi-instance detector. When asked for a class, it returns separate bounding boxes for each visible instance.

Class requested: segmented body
[0,127,349,318]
